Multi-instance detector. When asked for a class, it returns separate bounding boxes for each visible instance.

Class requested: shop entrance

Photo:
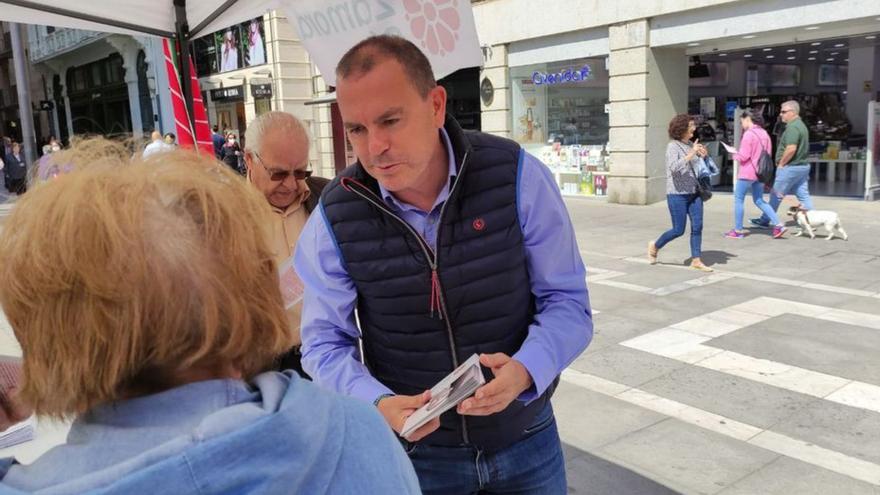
[688,32,879,198]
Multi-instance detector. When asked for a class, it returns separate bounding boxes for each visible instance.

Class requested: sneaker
[724,230,745,239]
[772,226,787,239]
[750,218,770,228]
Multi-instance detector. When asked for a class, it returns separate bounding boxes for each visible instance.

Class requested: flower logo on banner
[404,0,461,56]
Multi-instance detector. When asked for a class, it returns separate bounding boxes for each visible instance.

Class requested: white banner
[283,0,483,86]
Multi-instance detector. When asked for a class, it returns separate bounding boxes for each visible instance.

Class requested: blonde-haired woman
[0,141,420,494]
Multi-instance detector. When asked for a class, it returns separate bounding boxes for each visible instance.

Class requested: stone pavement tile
[570,345,686,388]
[638,366,819,430]
[771,399,880,465]
[839,297,880,316]
[706,276,858,308]
[613,266,708,288]
[585,313,658,354]
[716,456,880,495]
[797,261,880,291]
[582,257,647,274]
[709,314,880,386]
[553,382,666,452]
[597,418,779,495]
[564,448,681,495]
[587,284,657,312]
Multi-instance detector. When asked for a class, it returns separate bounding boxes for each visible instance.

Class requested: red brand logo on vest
[472,218,486,231]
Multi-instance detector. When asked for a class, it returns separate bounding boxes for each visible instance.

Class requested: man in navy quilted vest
[294,35,593,495]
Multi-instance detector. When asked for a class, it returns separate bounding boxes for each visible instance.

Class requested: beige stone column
[479,44,511,139]
[607,20,687,205]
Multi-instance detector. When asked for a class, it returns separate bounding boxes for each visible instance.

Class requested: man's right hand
[376,391,440,442]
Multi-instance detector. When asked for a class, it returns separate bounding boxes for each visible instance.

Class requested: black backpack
[756,147,775,185]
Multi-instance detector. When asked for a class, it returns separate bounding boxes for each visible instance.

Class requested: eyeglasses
[780,109,793,114]
[251,151,312,182]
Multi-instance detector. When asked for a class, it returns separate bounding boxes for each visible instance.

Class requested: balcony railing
[28,28,107,63]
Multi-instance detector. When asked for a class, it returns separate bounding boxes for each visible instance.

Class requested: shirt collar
[377,127,457,214]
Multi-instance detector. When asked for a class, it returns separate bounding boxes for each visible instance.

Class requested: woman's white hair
[244,111,308,155]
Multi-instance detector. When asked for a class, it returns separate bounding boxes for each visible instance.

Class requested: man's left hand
[457,353,533,416]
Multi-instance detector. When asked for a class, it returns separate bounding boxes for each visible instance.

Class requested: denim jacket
[0,372,421,494]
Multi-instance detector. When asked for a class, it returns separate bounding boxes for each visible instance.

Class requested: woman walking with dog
[724,110,786,239]
[648,114,713,272]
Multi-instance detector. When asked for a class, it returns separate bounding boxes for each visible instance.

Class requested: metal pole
[174,0,196,134]
[9,22,36,164]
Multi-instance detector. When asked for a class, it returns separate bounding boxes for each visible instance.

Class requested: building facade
[192,11,342,178]
[0,22,52,147]
[472,0,880,204]
[27,25,176,145]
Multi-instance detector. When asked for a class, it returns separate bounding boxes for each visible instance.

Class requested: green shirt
[776,117,809,164]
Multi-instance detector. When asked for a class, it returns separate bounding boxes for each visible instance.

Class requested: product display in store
[538,143,609,196]
[511,56,610,197]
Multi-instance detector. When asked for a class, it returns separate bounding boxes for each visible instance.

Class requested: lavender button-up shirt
[294,129,592,405]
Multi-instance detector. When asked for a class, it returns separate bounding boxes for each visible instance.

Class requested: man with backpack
[751,100,813,232]
[725,110,786,239]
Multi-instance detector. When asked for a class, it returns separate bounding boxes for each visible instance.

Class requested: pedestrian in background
[725,110,785,239]
[163,132,177,147]
[143,130,171,158]
[221,133,243,174]
[752,100,812,232]
[649,114,712,272]
[212,125,224,159]
[4,142,27,195]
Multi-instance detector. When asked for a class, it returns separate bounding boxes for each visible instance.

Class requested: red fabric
[163,39,213,154]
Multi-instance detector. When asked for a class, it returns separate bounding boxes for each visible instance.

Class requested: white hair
[782,100,800,115]
[244,111,308,155]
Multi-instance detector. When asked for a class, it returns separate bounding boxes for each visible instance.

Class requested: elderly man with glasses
[243,111,329,377]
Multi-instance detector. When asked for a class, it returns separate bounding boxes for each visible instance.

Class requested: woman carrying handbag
[648,114,713,272]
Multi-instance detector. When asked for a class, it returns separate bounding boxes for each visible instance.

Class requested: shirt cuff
[353,380,396,406]
[512,345,552,405]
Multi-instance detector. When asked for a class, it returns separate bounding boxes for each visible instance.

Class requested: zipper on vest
[435,150,471,445]
[340,150,473,444]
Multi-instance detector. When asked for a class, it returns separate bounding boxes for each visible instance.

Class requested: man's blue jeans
[403,403,566,495]
[759,164,813,224]
[655,193,703,259]
[734,179,779,230]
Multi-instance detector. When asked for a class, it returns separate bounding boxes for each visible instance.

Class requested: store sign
[480,77,494,107]
[210,86,244,102]
[251,83,273,99]
[532,65,591,85]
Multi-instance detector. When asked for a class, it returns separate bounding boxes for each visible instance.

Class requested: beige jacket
[259,176,330,347]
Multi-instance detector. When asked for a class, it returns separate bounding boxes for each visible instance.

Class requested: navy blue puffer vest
[320,116,554,450]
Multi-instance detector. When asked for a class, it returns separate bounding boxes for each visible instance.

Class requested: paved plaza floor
[556,192,880,494]
[1,191,879,494]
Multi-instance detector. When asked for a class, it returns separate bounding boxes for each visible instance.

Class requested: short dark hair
[668,114,693,140]
[740,109,764,127]
[212,125,219,132]
[164,132,176,140]
[336,35,436,98]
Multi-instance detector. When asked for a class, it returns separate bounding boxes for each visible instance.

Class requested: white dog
[787,206,848,241]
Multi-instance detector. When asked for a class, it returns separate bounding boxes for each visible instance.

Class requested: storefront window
[510,57,610,197]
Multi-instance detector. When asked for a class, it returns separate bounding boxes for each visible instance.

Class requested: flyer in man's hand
[278,257,305,310]
[0,355,33,448]
[401,353,485,438]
